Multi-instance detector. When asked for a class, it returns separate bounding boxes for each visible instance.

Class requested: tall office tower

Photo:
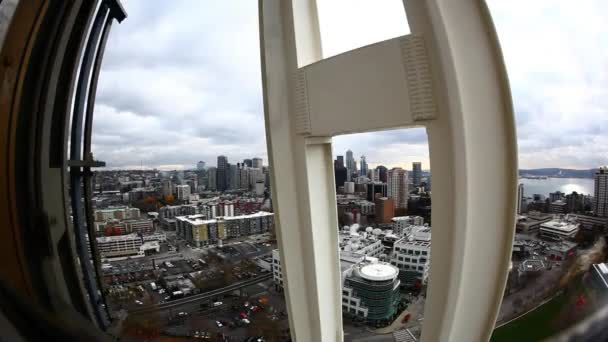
[336,155,344,168]
[369,168,380,182]
[359,155,368,177]
[197,160,206,171]
[594,167,608,217]
[176,184,191,201]
[240,167,249,190]
[229,164,240,190]
[412,162,422,187]
[249,168,264,189]
[264,167,271,188]
[186,179,198,194]
[367,182,387,202]
[207,167,217,191]
[252,157,263,169]
[345,150,357,181]
[334,164,347,190]
[217,155,228,191]
[162,178,172,197]
[388,167,409,209]
[243,159,253,168]
[376,165,388,183]
[517,183,524,214]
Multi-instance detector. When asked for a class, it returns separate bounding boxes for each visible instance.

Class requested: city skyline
[94,0,607,170]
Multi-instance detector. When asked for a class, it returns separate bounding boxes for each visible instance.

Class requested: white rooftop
[176,211,274,225]
[359,263,398,281]
[541,220,579,233]
[96,233,140,243]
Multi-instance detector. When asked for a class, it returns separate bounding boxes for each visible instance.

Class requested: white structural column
[403,1,518,341]
[259,1,343,341]
[259,0,517,341]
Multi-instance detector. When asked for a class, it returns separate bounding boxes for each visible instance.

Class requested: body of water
[519,177,594,197]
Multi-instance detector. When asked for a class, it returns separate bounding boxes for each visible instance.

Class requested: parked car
[213,301,223,307]
[215,321,223,328]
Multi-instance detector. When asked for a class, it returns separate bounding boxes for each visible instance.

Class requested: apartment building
[390,227,431,286]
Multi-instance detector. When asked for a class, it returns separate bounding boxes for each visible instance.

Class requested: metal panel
[69,3,111,329]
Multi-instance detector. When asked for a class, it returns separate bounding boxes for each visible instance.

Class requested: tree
[246,313,284,339]
[164,194,175,204]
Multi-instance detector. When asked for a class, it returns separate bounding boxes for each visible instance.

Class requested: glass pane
[333,128,431,341]
[488,1,608,341]
[91,1,289,340]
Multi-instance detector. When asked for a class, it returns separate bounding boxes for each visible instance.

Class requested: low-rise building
[176,212,274,247]
[515,211,553,234]
[339,228,385,258]
[96,233,142,259]
[391,216,425,236]
[342,259,401,322]
[95,206,140,222]
[375,197,395,224]
[546,240,577,260]
[272,249,400,322]
[271,249,283,289]
[142,232,167,243]
[122,219,154,235]
[540,218,580,240]
[571,214,607,231]
[550,200,567,214]
[390,227,431,286]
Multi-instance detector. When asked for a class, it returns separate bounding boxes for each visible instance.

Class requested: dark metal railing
[68,0,126,330]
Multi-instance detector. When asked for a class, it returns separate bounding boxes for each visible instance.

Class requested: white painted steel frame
[259,0,517,341]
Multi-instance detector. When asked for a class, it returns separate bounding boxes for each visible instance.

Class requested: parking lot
[104,234,278,322]
[123,280,291,341]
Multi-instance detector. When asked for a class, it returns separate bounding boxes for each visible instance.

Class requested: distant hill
[519,168,596,179]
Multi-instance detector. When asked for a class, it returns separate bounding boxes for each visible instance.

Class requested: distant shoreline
[519,176,594,180]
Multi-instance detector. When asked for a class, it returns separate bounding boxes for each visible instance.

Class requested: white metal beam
[404,1,518,341]
[295,34,437,137]
[259,1,343,341]
[260,0,517,341]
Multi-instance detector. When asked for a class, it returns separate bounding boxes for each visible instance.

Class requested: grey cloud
[92,0,608,170]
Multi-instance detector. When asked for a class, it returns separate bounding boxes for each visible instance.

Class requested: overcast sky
[93,0,608,171]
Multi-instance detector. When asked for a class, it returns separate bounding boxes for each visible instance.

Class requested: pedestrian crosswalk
[393,328,417,342]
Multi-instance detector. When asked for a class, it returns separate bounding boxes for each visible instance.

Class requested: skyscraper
[243,159,253,168]
[207,167,217,191]
[334,163,347,190]
[345,150,356,181]
[388,167,409,209]
[517,183,524,214]
[359,155,368,177]
[162,179,172,197]
[197,160,206,171]
[336,155,344,168]
[217,155,228,191]
[252,157,263,169]
[229,164,239,190]
[176,184,191,201]
[594,167,608,217]
[376,165,388,183]
[412,162,422,187]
